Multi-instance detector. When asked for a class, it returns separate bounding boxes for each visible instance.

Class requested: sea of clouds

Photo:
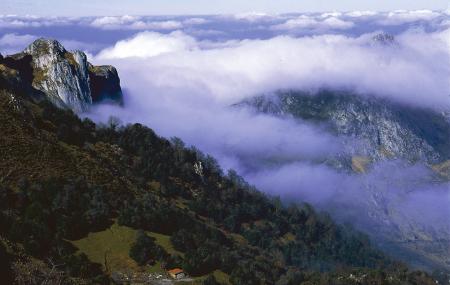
[1,9,450,268]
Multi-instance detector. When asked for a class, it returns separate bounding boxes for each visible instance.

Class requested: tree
[129,230,156,265]
[129,230,168,266]
[0,242,13,284]
[203,274,221,285]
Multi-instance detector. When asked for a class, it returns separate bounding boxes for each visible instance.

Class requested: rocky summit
[239,89,450,167]
[0,38,122,112]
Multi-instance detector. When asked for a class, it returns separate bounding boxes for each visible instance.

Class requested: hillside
[238,90,450,165]
[0,39,443,284]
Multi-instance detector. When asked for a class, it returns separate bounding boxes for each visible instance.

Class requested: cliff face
[239,90,450,165]
[23,39,92,112]
[89,64,123,104]
[0,38,122,112]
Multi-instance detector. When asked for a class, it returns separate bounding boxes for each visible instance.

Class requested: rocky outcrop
[432,160,450,180]
[0,52,34,86]
[1,38,122,112]
[239,90,450,165]
[88,64,123,104]
[23,39,92,111]
[372,33,396,46]
[0,64,22,91]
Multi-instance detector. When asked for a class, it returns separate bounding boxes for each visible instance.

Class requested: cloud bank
[272,16,354,31]
[90,16,195,30]
[97,31,198,59]
[0,33,37,54]
[1,10,449,56]
[94,29,450,110]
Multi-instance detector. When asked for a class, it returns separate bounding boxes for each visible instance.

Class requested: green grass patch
[71,222,142,273]
[191,270,230,285]
[71,222,182,274]
[212,270,231,284]
[71,222,228,282]
[147,231,184,257]
[174,197,189,210]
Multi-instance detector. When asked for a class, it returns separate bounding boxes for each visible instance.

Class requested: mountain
[238,89,450,166]
[0,38,122,112]
[0,39,443,284]
[237,89,450,272]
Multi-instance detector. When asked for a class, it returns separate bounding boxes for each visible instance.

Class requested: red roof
[168,268,184,274]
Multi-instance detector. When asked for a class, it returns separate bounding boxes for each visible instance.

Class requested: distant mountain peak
[238,89,450,168]
[372,33,396,46]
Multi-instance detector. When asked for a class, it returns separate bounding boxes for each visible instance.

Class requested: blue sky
[2,0,448,16]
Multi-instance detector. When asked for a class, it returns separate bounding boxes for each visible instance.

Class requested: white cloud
[94,30,450,109]
[0,33,105,56]
[0,33,37,47]
[130,20,183,30]
[377,10,442,26]
[90,15,138,27]
[185,28,226,38]
[345,10,378,18]
[320,12,343,18]
[96,31,198,59]
[59,39,104,53]
[230,12,278,22]
[183,17,209,25]
[440,19,450,27]
[90,15,185,30]
[89,16,211,31]
[0,33,38,54]
[322,16,355,29]
[0,15,74,28]
[272,15,354,31]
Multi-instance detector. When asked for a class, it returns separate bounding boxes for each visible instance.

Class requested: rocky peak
[372,33,396,46]
[24,38,66,57]
[4,38,124,112]
[239,90,450,165]
[22,38,92,112]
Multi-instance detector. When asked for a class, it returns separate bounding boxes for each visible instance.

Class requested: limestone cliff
[239,90,450,165]
[88,64,123,104]
[0,38,122,112]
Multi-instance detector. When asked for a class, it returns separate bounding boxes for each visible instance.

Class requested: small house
[168,268,186,279]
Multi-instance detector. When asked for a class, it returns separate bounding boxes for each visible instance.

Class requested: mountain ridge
[237,89,450,166]
[236,89,450,272]
[0,38,123,112]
